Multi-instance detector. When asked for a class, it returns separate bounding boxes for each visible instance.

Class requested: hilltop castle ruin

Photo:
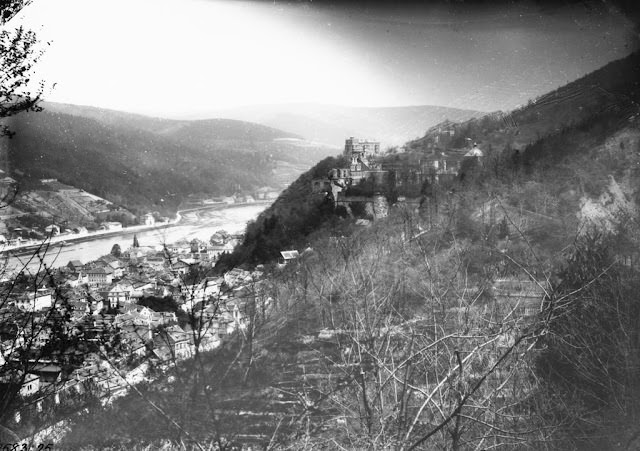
[312,137,389,219]
[311,135,485,219]
[344,137,382,183]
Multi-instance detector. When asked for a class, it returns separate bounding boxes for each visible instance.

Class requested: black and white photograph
[1,0,640,449]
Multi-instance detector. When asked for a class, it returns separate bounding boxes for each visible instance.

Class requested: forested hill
[408,50,640,155]
[41,102,302,144]
[6,105,328,213]
[216,155,348,268]
[219,51,640,269]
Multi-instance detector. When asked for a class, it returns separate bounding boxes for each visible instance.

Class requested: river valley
[1,203,268,274]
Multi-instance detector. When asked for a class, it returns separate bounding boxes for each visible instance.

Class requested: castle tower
[345,137,381,183]
[345,137,380,161]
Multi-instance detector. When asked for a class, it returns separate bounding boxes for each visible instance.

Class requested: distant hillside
[409,51,640,155]
[203,103,484,148]
[41,102,338,172]
[41,102,336,158]
[5,107,313,213]
[42,102,301,142]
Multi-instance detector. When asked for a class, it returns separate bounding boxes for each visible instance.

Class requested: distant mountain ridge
[5,104,315,213]
[202,103,484,148]
[42,102,303,145]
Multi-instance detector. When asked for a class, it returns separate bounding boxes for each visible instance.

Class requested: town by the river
[1,203,268,274]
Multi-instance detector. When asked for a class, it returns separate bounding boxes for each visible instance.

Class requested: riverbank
[0,201,271,257]
[1,203,270,273]
[0,221,176,257]
[179,199,271,214]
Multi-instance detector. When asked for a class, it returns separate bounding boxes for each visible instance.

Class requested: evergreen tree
[110,243,121,257]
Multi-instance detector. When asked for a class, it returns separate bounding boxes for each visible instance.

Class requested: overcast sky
[11,0,638,117]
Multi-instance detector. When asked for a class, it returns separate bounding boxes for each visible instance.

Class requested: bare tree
[0,0,44,138]
[271,203,559,450]
[0,242,100,442]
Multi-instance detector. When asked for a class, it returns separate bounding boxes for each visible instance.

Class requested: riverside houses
[86,266,113,288]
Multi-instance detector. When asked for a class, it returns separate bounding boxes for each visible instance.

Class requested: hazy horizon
[11,0,638,118]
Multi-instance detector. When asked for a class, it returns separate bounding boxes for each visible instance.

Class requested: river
[1,204,268,274]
